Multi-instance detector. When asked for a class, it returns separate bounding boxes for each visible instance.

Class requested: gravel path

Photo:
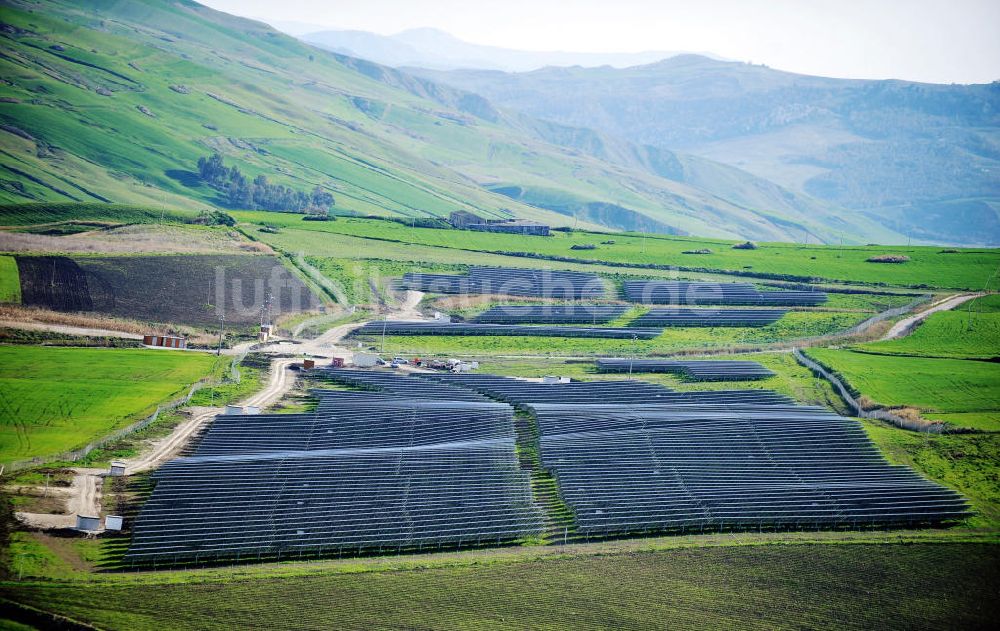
[879,293,982,341]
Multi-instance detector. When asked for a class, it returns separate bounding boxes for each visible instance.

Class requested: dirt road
[0,320,144,339]
[880,293,982,341]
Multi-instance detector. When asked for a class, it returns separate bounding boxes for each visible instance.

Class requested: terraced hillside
[0,0,902,242]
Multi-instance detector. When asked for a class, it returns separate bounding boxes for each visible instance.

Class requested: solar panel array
[627,308,787,327]
[414,373,968,533]
[128,367,969,561]
[403,267,606,299]
[416,373,789,406]
[595,358,776,381]
[623,281,827,306]
[533,402,968,534]
[472,304,629,324]
[354,320,662,339]
[126,370,542,563]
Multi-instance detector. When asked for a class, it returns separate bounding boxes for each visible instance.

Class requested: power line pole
[217,311,226,356]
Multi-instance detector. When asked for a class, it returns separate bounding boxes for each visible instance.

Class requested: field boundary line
[793,348,947,433]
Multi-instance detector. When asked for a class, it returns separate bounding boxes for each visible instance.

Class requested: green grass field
[864,420,1000,528]
[359,311,871,357]
[858,294,1000,359]
[0,204,199,228]
[0,256,20,303]
[233,212,1000,289]
[0,346,221,464]
[806,348,1000,431]
[2,543,996,629]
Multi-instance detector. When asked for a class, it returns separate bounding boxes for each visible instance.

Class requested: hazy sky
[201,0,1000,84]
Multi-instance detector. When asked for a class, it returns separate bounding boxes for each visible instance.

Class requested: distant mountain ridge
[413,55,1000,245]
[301,27,721,72]
[0,0,901,244]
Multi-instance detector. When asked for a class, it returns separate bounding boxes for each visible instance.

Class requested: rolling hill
[0,0,902,243]
[414,55,1000,245]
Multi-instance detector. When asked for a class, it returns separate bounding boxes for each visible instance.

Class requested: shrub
[867,255,910,264]
[570,244,597,250]
[732,241,758,250]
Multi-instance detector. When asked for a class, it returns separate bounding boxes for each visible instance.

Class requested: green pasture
[806,348,1000,431]
[858,297,1000,359]
[3,543,996,630]
[357,311,871,357]
[0,256,20,303]
[0,346,221,464]
[232,212,1000,289]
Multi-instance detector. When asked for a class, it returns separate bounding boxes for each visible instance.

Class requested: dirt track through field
[880,293,982,341]
[0,319,144,339]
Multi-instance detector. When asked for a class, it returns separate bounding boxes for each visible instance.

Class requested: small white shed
[75,514,101,531]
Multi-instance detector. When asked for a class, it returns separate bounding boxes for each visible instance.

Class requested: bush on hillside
[732,241,758,250]
[867,254,910,263]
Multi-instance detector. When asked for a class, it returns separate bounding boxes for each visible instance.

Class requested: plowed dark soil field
[14,255,320,326]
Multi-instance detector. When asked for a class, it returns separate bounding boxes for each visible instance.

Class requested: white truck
[352,352,379,368]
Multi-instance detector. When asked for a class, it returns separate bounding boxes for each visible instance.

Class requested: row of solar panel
[471,305,787,328]
[354,321,663,339]
[594,359,776,381]
[623,281,827,306]
[402,267,606,299]
[472,305,629,324]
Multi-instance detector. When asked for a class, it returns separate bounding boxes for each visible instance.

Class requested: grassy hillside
[807,348,1000,431]
[858,295,1000,359]
[0,346,221,464]
[0,0,906,242]
[417,55,1000,245]
[0,255,19,302]
[233,212,1000,289]
[3,544,996,629]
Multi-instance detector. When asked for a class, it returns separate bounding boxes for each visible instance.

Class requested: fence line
[792,348,946,434]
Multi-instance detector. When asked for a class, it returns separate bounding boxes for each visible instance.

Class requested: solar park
[126,368,969,564]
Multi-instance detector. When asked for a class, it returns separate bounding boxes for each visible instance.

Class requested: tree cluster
[195,153,334,213]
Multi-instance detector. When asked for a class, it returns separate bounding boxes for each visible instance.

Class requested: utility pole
[381,312,388,355]
[628,334,638,381]
[217,311,226,356]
